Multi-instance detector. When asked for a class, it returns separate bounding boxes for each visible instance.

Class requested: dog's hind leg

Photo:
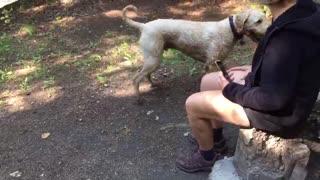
[147,73,159,88]
[133,54,161,104]
[146,74,154,86]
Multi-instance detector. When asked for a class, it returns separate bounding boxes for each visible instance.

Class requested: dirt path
[0,1,319,179]
[0,1,242,179]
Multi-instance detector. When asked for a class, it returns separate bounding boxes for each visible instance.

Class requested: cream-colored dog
[122,5,269,101]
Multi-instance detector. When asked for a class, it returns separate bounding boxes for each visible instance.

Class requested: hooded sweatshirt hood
[222,0,320,135]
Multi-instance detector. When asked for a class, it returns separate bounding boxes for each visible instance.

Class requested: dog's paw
[150,82,161,88]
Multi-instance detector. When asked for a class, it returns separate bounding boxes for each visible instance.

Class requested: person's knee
[200,72,220,91]
[185,94,198,112]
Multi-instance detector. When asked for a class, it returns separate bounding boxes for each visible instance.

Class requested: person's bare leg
[200,72,223,132]
[200,71,246,128]
[200,72,221,92]
[187,71,245,150]
[188,115,214,150]
[186,91,250,150]
[176,90,250,172]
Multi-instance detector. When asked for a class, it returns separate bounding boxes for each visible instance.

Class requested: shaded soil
[0,0,319,180]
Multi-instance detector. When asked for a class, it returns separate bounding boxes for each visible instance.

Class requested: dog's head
[234,9,270,42]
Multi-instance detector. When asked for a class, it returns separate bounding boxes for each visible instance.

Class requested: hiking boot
[176,150,218,173]
[187,133,227,153]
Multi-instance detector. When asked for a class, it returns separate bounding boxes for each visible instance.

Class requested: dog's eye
[256,19,262,24]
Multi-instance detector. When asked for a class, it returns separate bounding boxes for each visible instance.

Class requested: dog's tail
[122,5,144,31]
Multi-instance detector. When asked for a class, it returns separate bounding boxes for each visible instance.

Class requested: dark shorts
[243,108,303,138]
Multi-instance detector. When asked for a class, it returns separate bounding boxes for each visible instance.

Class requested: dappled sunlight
[5,95,31,113]
[168,7,185,15]
[167,0,246,20]
[92,62,138,87]
[21,4,48,14]
[2,83,63,113]
[104,10,122,18]
[52,16,78,27]
[104,8,147,19]
[31,85,62,102]
[219,1,247,14]
[113,83,152,98]
[187,7,206,17]
[50,54,75,65]
[230,6,246,13]
[105,41,142,64]
[14,66,36,78]
[100,34,133,50]
[100,61,136,76]
[0,89,11,98]
[177,1,201,7]
[167,5,208,20]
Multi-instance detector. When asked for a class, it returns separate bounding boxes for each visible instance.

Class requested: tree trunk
[234,128,311,180]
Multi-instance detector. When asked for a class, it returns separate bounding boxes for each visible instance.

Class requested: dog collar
[229,16,244,40]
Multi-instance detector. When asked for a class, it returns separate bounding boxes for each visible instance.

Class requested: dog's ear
[234,9,251,33]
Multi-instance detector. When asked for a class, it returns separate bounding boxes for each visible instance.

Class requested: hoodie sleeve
[222,30,304,111]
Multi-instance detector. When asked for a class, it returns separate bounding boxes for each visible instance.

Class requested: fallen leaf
[9,171,22,177]
[146,110,154,115]
[41,133,50,139]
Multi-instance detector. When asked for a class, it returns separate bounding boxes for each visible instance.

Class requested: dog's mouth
[247,31,263,43]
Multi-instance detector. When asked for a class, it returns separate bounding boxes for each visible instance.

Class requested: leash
[229,16,245,45]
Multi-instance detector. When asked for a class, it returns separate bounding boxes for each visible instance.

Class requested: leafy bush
[0,7,13,24]
[0,70,14,83]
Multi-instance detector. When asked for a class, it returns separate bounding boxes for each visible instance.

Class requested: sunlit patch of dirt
[32,86,62,101]
[186,7,206,18]
[112,87,136,97]
[5,95,31,112]
[168,7,186,15]
[103,9,137,18]
[3,84,63,113]
[112,82,151,98]
[49,54,74,65]
[219,1,247,13]
[21,4,48,15]
[167,6,212,20]
[177,0,203,7]
[14,66,37,78]
[104,41,141,62]
[14,30,30,39]
[51,16,78,27]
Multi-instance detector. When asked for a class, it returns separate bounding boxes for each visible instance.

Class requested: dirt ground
[0,0,319,180]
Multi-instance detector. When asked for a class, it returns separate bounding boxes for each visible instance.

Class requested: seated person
[176,0,320,173]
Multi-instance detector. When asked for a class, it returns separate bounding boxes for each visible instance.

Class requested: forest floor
[0,0,319,179]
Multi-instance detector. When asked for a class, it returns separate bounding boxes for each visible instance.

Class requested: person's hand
[218,72,230,89]
[227,65,251,81]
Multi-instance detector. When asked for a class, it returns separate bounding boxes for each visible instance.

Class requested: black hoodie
[223,0,320,133]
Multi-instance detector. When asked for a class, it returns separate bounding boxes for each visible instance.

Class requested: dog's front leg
[205,59,217,73]
[133,73,145,105]
[205,46,222,73]
[147,74,157,87]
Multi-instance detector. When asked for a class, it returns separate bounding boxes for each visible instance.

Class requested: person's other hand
[227,65,251,81]
[218,72,230,89]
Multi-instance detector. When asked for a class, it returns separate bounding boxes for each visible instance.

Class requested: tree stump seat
[233,101,320,180]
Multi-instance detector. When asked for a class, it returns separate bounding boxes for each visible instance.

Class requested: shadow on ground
[0,71,239,180]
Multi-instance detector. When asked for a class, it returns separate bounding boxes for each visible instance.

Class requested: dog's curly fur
[122,5,269,99]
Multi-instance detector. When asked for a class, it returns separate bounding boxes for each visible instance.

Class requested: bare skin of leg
[200,72,224,129]
[187,72,250,150]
